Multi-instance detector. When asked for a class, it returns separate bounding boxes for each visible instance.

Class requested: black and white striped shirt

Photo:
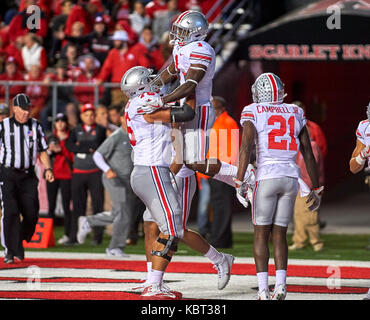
[0,117,48,170]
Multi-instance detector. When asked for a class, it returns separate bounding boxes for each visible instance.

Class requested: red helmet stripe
[267,74,278,102]
[176,11,190,24]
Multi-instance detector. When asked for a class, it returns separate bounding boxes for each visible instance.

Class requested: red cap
[81,103,95,113]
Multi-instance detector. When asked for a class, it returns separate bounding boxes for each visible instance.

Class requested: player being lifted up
[140,10,254,194]
[122,66,234,300]
[235,73,324,300]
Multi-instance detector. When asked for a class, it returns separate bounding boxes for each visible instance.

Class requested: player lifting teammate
[122,66,235,300]
[235,73,324,300]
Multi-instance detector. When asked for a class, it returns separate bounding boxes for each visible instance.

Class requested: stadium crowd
[0,0,215,130]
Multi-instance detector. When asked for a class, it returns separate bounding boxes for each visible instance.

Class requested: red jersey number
[268,115,298,151]
[125,112,136,147]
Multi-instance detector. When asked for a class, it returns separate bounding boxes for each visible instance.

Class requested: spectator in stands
[0,56,25,102]
[112,0,131,22]
[62,43,82,81]
[64,0,102,37]
[49,0,75,63]
[46,113,74,245]
[208,96,240,248]
[115,19,139,46]
[145,0,168,21]
[50,0,73,35]
[130,26,165,72]
[66,103,107,245]
[0,103,10,122]
[73,54,103,106]
[130,1,150,35]
[69,21,88,54]
[95,104,119,135]
[97,30,149,106]
[0,33,24,72]
[61,16,112,65]
[41,59,78,131]
[8,0,48,42]
[21,33,48,73]
[152,0,179,40]
[25,64,49,119]
[107,104,122,127]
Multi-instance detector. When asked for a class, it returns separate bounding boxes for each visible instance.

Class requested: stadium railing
[0,80,120,124]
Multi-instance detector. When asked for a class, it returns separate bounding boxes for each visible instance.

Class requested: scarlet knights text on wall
[249,44,370,61]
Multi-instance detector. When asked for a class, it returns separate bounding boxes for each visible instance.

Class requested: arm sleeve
[356,122,366,145]
[93,151,110,173]
[189,45,213,68]
[240,105,257,128]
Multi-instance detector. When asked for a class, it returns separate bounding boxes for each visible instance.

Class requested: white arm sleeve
[93,151,110,173]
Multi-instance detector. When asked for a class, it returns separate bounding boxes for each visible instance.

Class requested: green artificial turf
[27,226,370,262]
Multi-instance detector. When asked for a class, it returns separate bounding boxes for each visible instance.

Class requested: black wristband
[170,103,196,123]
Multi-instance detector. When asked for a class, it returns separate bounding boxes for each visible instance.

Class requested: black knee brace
[151,235,179,262]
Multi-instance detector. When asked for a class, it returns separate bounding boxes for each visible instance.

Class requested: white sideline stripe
[1,251,369,268]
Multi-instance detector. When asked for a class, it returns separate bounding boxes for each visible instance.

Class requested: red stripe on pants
[151,167,176,236]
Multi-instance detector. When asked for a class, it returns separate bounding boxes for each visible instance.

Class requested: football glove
[234,179,253,208]
[361,145,370,159]
[137,92,164,114]
[306,186,324,211]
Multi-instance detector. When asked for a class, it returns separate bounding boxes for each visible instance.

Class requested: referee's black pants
[0,166,39,257]
[70,171,104,244]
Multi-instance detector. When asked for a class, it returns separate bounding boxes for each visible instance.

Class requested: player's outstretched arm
[161,64,206,106]
[349,139,368,174]
[298,125,320,188]
[236,121,256,183]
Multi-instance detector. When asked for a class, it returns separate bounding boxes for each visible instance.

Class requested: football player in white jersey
[140,10,250,191]
[349,103,370,174]
[121,66,234,299]
[348,102,370,301]
[235,73,324,300]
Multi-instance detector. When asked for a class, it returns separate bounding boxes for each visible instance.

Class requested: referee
[0,93,54,263]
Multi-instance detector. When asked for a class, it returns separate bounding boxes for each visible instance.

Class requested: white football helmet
[251,73,286,104]
[169,10,208,46]
[120,66,161,98]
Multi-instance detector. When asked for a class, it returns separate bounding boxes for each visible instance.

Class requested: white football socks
[147,269,164,285]
[257,272,269,293]
[275,269,287,288]
[204,245,223,265]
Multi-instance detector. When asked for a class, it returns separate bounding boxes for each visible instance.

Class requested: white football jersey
[125,92,172,167]
[240,102,306,181]
[172,40,215,106]
[356,119,370,165]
